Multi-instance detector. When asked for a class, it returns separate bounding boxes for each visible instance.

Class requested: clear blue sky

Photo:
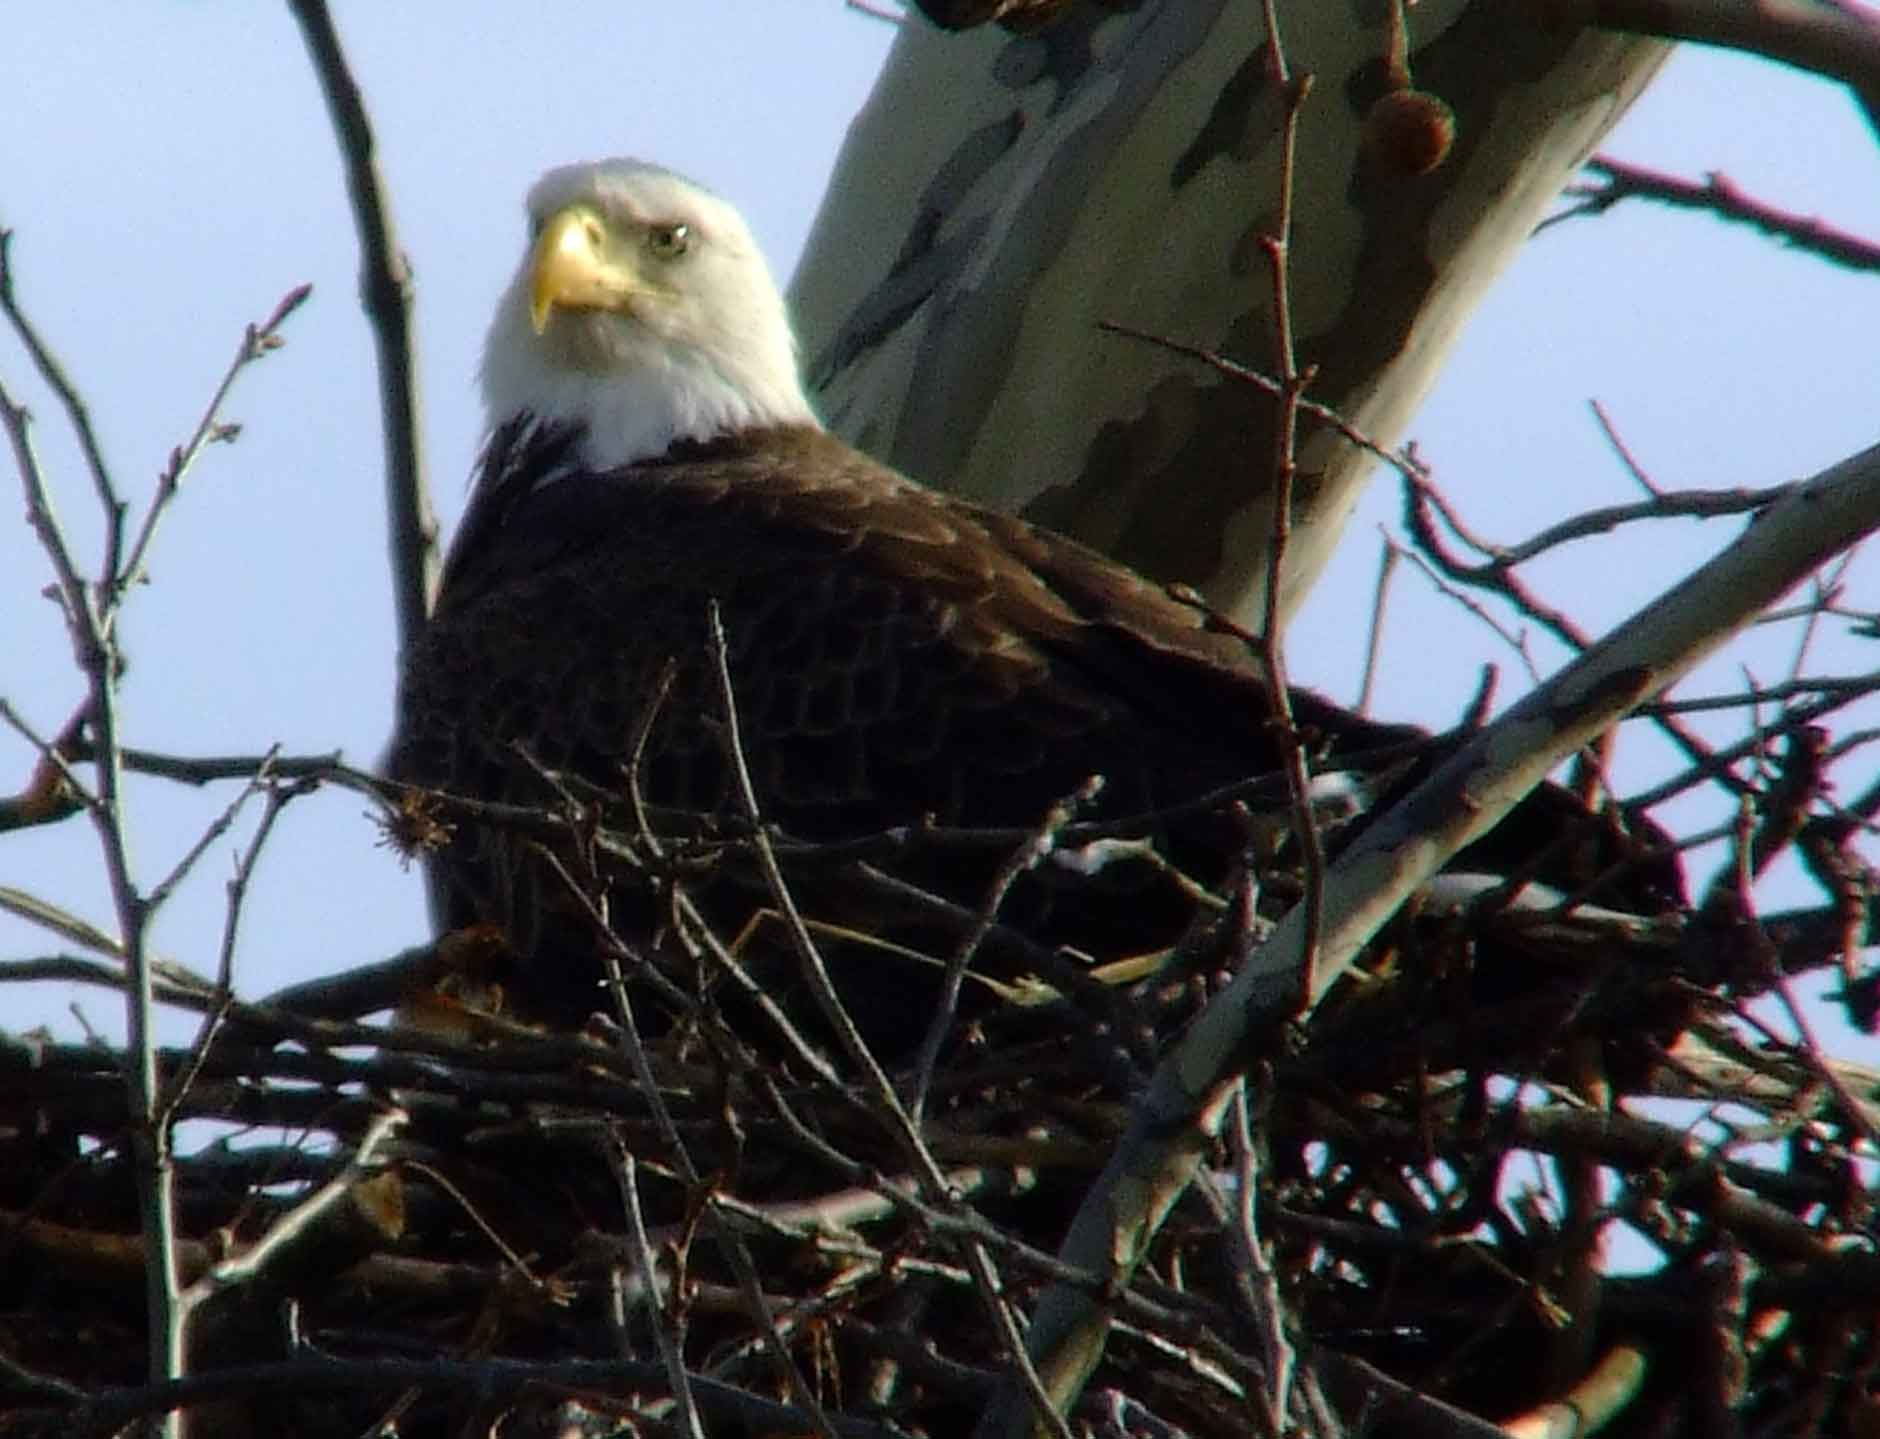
[1,5,1875,1046]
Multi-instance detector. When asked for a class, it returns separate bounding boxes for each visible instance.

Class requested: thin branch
[1095,320,1412,481]
[611,1144,709,1439]
[143,762,274,916]
[284,0,438,654]
[1553,156,1880,272]
[1405,468,1790,589]
[1356,530,1401,716]
[552,841,841,1439]
[0,229,123,571]
[114,285,312,616]
[1498,486,1785,576]
[176,1108,405,1315]
[907,775,1102,1123]
[45,1354,902,1439]
[161,773,312,1122]
[1548,0,1880,135]
[1644,672,1880,718]
[1227,1084,1293,1437]
[1393,539,1543,682]
[1780,551,1858,682]
[0,384,95,680]
[1249,4,1327,1007]
[705,603,1077,1439]
[1399,464,1741,793]
[0,242,182,1421]
[1589,398,1663,497]
[116,746,351,787]
[1499,1344,1649,1439]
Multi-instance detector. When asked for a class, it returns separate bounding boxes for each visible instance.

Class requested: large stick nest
[3,760,1876,1439]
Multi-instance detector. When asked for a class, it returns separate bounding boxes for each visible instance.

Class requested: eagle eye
[647,222,691,260]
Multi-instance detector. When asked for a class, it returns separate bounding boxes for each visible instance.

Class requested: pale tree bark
[789,2,1667,626]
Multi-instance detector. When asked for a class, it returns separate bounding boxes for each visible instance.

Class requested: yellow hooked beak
[528,204,642,334]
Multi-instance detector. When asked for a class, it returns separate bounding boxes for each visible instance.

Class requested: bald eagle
[387,159,1669,1052]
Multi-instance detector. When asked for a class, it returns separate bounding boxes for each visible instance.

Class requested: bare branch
[1548,0,1880,134]
[284,0,439,655]
[706,602,1077,1439]
[907,776,1102,1123]
[1557,155,1880,271]
[612,1144,709,1439]
[1356,530,1401,716]
[0,229,123,569]
[0,236,184,1418]
[1249,4,1328,1009]
[115,284,312,612]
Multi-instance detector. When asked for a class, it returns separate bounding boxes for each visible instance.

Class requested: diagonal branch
[0,229,123,572]
[1552,0,1880,135]
[977,439,1880,1436]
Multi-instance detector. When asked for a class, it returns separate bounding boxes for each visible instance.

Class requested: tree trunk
[790,2,1667,626]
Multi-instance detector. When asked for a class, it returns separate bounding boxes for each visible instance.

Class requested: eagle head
[480,159,818,473]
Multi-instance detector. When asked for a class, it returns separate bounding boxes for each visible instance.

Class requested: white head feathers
[480,159,819,473]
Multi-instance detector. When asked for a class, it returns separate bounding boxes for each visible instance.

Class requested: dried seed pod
[1364,87,1457,177]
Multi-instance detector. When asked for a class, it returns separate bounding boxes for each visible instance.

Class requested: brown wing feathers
[401,426,1346,840]
[388,424,1673,1038]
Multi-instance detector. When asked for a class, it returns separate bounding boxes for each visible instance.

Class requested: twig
[1645,672,1880,717]
[114,284,312,616]
[1356,530,1401,716]
[612,1144,708,1439]
[552,842,841,1439]
[144,761,275,916]
[1589,398,1662,497]
[1227,1084,1293,1437]
[1626,682,1876,813]
[1544,0,1880,134]
[1782,551,1858,682]
[45,1353,902,1439]
[118,746,351,787]
[1554,155,1880,272]
[907,776,1102,1123]
[0,230,122,569]
[1409,472,1791,580]
[176,1108,406,1316]
[1399,463,1742,794]
[0,386,94,677]
[1761,933,1880,1155]
[158,771,305,1122]
[0,244,183,1423]
[705,603,1077,1439]
[284,0,439,654]
[671,889,844,1082]
[1248,1,1328,1008]
[1393,540,1543,682]
[1095,320,1412,483]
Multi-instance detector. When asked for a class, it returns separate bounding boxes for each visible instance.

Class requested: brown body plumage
[386,160,1675,1052]
[390,421,1668,1048]
[396,421,1416,844]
